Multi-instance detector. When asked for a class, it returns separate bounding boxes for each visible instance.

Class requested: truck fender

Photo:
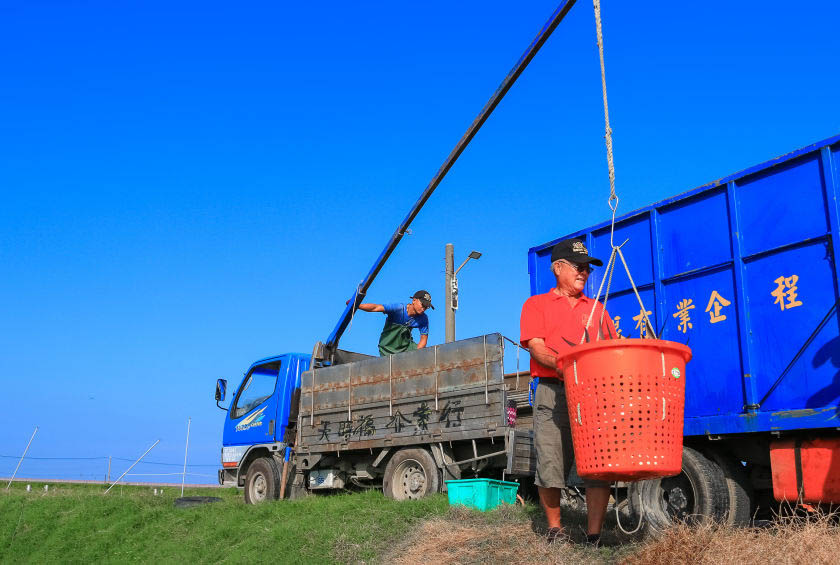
[234,442,287,486]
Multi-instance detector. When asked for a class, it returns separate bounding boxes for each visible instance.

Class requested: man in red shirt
[520,238,617,545]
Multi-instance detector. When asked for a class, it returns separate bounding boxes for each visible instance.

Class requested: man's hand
[417,334,428,349]
[527,337,562,377]
[358,303,385,313]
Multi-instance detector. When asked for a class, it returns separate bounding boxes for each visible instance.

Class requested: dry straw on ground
[386,505,840,565]
[387,504,623,565]
[625,513,840,565]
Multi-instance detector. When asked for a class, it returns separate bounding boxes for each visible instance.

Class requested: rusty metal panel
[299,386,506,454]
[301,334,504,418]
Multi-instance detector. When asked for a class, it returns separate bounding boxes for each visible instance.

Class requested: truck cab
[216,353,310,500]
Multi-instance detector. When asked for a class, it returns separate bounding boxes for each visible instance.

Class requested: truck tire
[707,450,753,526]
[244,457,281,505]
[382,448,440,500]
[628,446,728,535]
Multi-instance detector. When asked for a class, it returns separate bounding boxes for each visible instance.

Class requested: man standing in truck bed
[359,290,434,356]
[520,238,617,546]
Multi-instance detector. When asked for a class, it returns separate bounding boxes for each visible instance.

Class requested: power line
[0,454,218,467]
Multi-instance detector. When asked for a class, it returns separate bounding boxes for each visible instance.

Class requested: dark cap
[411,290,435,310]
[550,238,604,267]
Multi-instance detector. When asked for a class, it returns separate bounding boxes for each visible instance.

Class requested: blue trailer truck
[215,134,840,532]
[528,133,840,532]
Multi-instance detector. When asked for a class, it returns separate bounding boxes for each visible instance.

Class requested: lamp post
[445,244,482,343]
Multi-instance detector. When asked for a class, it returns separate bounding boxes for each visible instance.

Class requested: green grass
[7,482,831,564]
[0,483,449,564]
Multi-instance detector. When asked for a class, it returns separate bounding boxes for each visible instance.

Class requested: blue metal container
[528,134,840,438]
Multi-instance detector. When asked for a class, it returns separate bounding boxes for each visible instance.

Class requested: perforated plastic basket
[445,479,519,511]
[558,339,692,481]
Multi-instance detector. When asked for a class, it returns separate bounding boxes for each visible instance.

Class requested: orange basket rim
[557,338,692,364]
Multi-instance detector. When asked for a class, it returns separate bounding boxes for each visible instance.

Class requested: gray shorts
[533,379,609,489]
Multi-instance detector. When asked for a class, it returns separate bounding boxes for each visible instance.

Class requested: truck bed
[296,334,512,455]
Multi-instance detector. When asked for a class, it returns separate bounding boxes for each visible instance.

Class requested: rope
[617,246,657,336]
[598,241,620,331]
[581,0,656,342]
[614,483,645,535]
[582,246,618,343]
[593,0,617,209]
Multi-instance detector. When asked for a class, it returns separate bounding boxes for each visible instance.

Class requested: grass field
[2,482,838,563]
[0,482,446,563]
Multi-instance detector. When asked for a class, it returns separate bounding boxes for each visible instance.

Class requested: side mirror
[215,379,228,411]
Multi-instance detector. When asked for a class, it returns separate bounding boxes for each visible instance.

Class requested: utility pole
[445,244,455,343]
[445,245,482,343]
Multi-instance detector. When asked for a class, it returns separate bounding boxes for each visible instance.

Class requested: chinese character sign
[673,299,695,333]
[632,308,653,337]
[613,315,623,337]
[705,290,731,324]
[771,275,803,310]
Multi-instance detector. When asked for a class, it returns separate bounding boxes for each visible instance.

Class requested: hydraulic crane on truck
[314,0,579,364]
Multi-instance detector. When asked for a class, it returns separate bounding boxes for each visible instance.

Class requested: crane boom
[324,0,578,354]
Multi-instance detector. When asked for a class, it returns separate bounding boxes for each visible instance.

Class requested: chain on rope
[583,0,656,343]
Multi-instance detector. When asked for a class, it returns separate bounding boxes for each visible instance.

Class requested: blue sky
[2,1,839,484]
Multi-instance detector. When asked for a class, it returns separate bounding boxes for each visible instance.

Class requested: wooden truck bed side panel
[298,334,507,454]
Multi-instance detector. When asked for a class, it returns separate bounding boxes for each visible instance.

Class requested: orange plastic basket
[557,339,692,482]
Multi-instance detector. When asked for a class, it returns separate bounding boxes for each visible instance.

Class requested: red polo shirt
[520,290,617,379]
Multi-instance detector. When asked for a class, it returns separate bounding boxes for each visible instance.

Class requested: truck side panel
[297,387,506,453]
[529,135,840,437]
[298,334,507,453]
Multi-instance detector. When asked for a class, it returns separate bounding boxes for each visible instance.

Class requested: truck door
[275,355,308,444]
[225,361,282,446]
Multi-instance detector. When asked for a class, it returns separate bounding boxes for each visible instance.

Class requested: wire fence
[0,453,218,484]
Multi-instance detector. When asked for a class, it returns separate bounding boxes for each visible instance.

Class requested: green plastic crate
[445,479,519,511]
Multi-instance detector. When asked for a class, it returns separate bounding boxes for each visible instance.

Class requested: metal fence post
[5,426,38,490]
[181,418,191,497]
[104,440,160,494]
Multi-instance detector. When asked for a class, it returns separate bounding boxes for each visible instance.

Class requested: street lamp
[445,244,482,343]
[456,251,483,276]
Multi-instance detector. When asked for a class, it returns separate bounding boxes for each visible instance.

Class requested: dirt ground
[386,498,840,565]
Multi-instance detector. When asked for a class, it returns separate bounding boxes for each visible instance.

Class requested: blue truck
[215,134,840,533]
[529,133,840,531]
[215,334,533,503]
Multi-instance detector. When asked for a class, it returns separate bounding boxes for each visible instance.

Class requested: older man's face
[554,260,591,293]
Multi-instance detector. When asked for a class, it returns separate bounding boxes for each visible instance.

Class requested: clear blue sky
[2,1,838,484]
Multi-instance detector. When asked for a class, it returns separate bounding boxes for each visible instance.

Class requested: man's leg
[585,485,610,535]
[533,380,568,537]
[538,486,563,530]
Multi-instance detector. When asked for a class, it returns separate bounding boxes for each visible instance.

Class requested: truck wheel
[707,451,753,526]
[383,448,440,500]
[628,446,728,535]
[244,457,281,505]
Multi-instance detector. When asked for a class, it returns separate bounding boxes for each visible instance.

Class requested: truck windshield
[231,362,280,419]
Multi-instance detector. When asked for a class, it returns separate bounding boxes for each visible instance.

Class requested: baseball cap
[411,290,435,310]
[550,238,604,267]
